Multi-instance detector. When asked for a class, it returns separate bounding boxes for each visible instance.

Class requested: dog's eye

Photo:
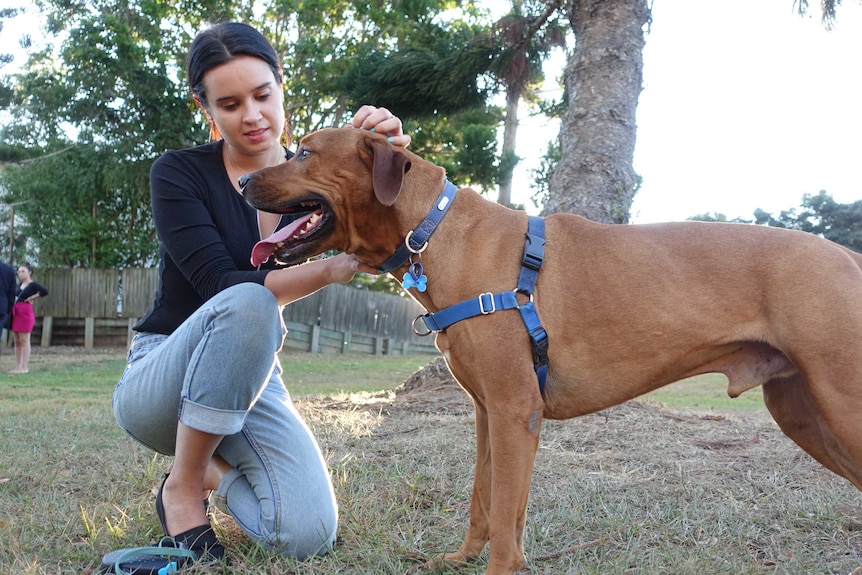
[297,147,311,159]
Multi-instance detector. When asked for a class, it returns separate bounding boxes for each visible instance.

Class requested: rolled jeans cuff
[178,396,247,436]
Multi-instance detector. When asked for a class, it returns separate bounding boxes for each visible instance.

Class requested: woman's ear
[193,94,220,141]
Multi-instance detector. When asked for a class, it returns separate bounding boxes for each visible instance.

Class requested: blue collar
[376,180,459,274]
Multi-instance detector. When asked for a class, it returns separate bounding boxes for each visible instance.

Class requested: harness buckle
[521,233,545,272]
[531,329,549,367]
[478,293,496,314]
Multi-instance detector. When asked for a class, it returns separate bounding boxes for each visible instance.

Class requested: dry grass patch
[1,350,861,574]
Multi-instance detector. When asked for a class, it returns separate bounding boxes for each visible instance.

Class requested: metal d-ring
[411,315,433,336]
[404,230,429,255]
[515,288,534,303]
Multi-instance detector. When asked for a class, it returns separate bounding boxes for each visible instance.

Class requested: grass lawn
[642,372,766,411]
[1,348,859,574]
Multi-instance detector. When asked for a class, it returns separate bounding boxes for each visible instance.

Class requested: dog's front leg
[425,404,493,571]
[483,407,542,574]
[427,398,542,575]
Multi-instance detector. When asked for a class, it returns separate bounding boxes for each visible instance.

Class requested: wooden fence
[12,268,439,355]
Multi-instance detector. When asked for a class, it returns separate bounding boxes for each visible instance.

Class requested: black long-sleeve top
[134,140,294,335]
[16,281,48,303]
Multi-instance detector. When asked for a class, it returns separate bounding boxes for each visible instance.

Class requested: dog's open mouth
[250,199,333,266]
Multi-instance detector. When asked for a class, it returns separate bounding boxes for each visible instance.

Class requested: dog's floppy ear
[369,137,412,207]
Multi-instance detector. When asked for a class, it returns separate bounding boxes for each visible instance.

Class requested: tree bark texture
[543,0,650,223]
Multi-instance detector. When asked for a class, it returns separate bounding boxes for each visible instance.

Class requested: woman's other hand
[350,105,411,147]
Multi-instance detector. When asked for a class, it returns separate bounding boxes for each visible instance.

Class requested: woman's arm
[264,253,377,306]
[150,150,270,301]
[20,282,47,302]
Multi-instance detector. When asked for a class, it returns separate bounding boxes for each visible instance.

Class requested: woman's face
[16,266,30,281]
[201,55,285,159]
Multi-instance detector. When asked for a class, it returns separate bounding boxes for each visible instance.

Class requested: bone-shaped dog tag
[402,262,427,292]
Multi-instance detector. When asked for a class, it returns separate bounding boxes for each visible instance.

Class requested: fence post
[310,325,320,353]
[40,316,53,347]
[84,317,95,349]
[341,331,351,354]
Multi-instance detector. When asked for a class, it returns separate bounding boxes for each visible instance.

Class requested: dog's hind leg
[763,374,862,490]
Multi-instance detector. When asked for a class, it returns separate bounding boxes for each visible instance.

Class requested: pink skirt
[10,301,35,333]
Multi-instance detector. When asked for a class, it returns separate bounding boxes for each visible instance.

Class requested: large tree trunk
[543,0,650,223]
[497,88,520,207]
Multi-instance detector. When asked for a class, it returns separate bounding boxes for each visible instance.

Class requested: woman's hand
[326,252,378,285]
[350,105,411,147]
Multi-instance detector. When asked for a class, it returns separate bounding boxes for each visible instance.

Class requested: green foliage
[0,0,213,266]
[337,34,496,120]
[402,106,502,190]
[7,1,208,153]
[0,7,29,113]
[753,190,862,252]
[0,0,564,266]
[1,145,158,267]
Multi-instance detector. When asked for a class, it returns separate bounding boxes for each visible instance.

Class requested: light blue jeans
[113,283,337,559]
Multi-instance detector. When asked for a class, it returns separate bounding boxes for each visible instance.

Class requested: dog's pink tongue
[250,214,313,266]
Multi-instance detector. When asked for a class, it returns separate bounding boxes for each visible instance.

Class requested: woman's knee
[219,466,338,560]
[253,481,338,560]
[217,283,284,342]
[265,496,338,559]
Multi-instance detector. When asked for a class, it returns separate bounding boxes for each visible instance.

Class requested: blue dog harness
[380,180,550,396]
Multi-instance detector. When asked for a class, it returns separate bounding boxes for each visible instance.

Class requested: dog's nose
[238,173,251,192]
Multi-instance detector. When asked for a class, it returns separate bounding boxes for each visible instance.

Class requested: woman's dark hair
[187,22,282,106]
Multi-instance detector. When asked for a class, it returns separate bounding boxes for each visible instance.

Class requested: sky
[2,1,861,224]
[505,0,862,223]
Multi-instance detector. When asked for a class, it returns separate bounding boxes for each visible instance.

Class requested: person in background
[108,21,409,572]
[10,262,48,374]
[0,259,16,359]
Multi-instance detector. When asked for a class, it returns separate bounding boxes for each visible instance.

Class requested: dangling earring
[280,119,292,148]
[193,94,219,141]
[206,115,222,141]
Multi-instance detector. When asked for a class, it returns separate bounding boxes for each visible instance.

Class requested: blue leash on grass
[99,536,197,574]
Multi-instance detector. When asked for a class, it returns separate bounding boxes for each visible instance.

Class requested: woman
[110,21,409,570]
[10,262,48,375]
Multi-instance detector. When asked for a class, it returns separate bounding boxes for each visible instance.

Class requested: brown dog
[241,127,862,575]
